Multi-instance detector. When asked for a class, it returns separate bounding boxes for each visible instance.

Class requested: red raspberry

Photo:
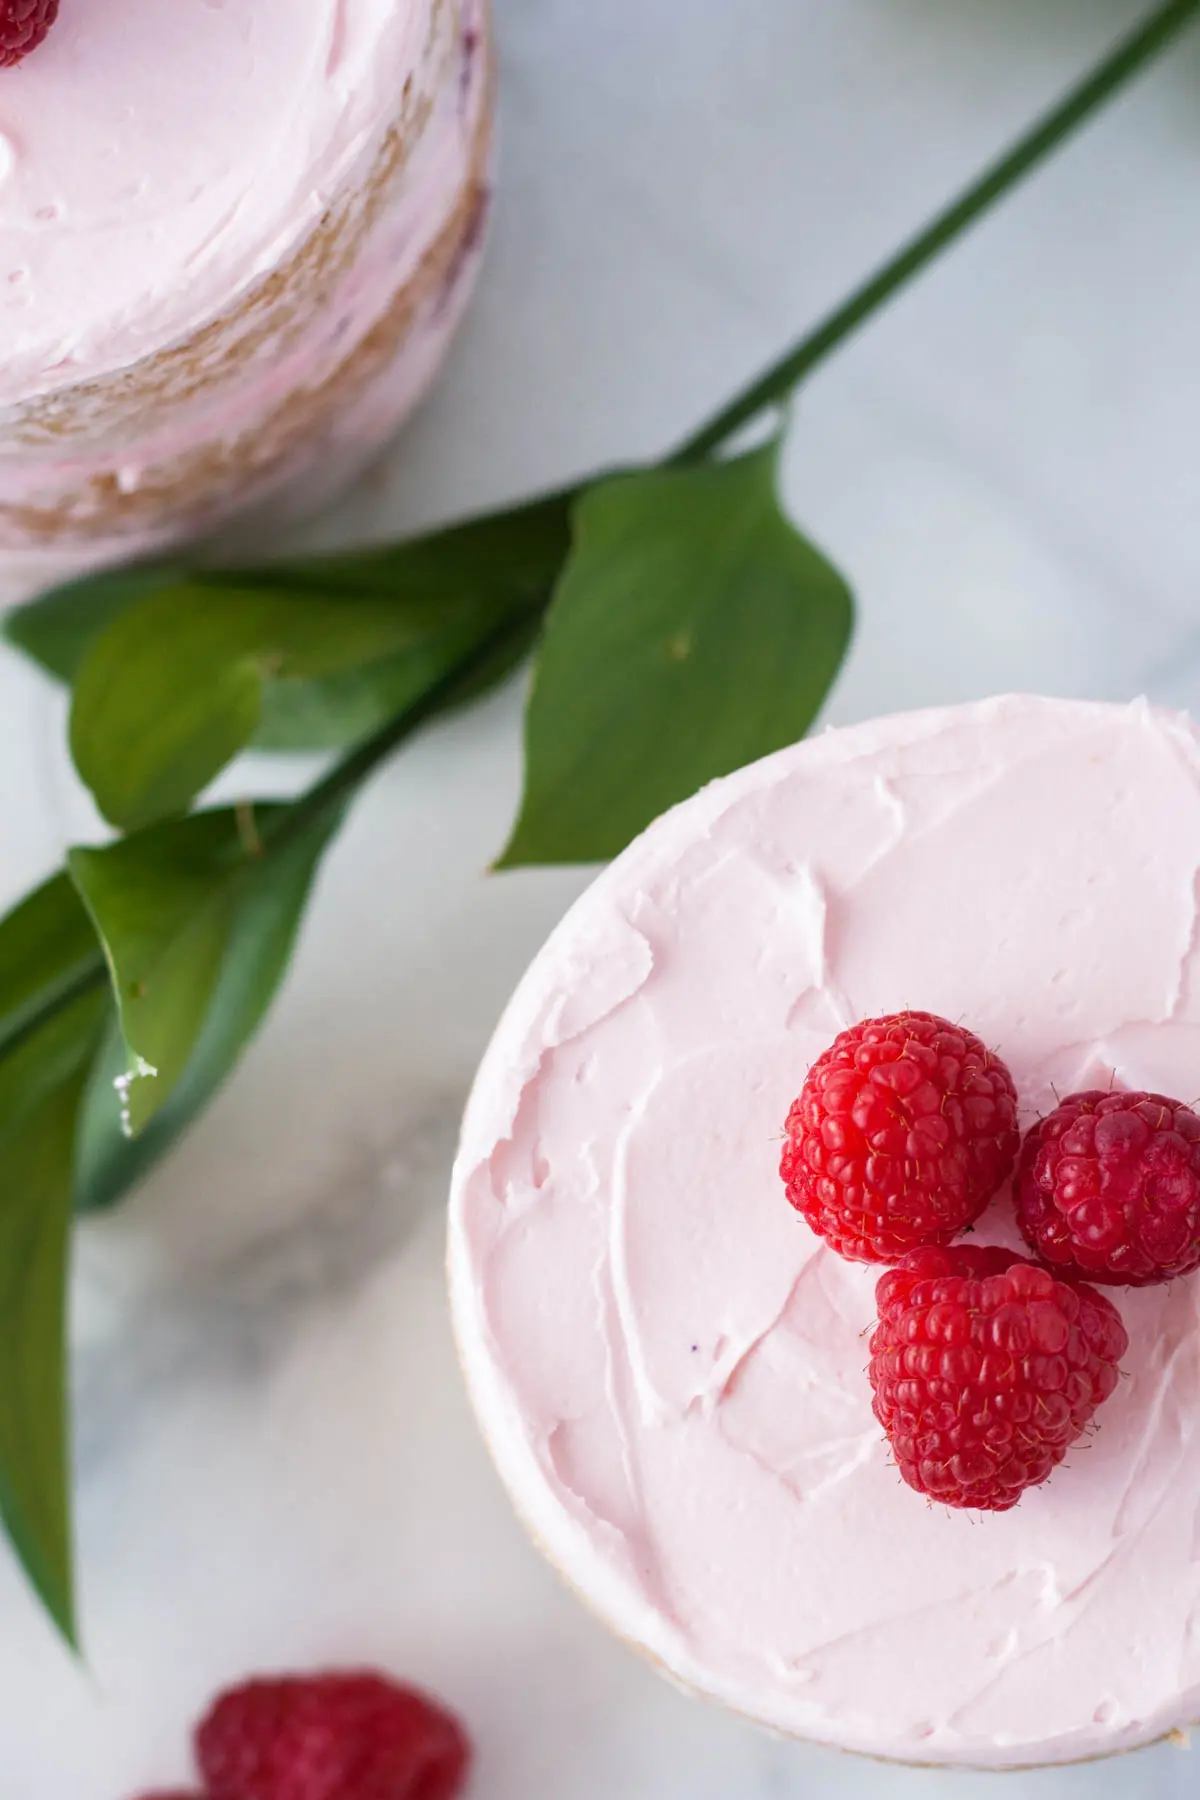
[0,0,59,67]
[195,1672,471,1800]
[869,1245,1127,1510]
[1016,1089,1200,1286]
[781,1011,1019,1263]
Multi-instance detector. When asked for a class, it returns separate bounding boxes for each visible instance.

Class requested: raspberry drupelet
[869,1245,1128,1511]
[781,1010,1019,1263]
[0,0,58,67]
[1016,1089,1200,1286]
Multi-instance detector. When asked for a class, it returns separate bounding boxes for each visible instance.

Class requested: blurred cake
[450,695,1200,1768]
[0,0,491,588]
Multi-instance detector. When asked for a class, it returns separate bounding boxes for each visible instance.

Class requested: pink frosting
[0,0,489,581]
[450,695,1200,1768]
[0,0,454,398]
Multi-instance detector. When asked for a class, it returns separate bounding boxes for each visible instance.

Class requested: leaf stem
[269,615,534,852]
[0,622,530,1079]
[673,0,1200,463]
[0,962,108,1067]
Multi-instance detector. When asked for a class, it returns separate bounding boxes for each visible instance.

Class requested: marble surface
[1,1,1199,1793]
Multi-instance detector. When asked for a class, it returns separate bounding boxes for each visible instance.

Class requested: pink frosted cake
[0,0,490,587]
[450,695,1200,1768]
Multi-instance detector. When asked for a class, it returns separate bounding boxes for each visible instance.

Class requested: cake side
[450,694,1200,1768]
[0,0,492,564]
[0,0,448,408]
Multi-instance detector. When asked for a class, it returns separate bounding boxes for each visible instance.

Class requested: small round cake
[450,694,1200,1769]
[0,0,491,585]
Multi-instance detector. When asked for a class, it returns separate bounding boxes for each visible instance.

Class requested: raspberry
[781,1011,1019,1263]
[0,0,59,67]
[1015,1090,1200,1286]
[869,1245,1127,1510]
[195,1672,471,1800]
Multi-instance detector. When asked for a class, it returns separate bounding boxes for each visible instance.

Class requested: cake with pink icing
[450,694,1200,1768]
[0,0,490,589]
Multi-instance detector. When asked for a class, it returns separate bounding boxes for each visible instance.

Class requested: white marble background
[1,0,1199,1793]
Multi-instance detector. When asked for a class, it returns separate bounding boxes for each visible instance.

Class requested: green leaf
[68,802,340,1141]
[0,873,107,1061]
[25,491,572,820]
[0,1056,91,1646]
[2,565,176,684]
[499,445,854,867]
[73,806,339,1211]
[0,874,112,1643]
[255,654,444,752]
[69,583,461,832]
[217,486,576,607]
[254,612,543,751]
[244,494,572,748]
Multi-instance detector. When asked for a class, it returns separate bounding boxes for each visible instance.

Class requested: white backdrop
[0,2,1198,1794]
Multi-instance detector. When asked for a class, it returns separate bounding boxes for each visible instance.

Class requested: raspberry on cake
[451,695,1200,1767]
[780,1010,1019,1261]
[0,0,492,592]
[1016,1089,1200,1284]
[869,1246,1127,1510]
[0,0,57,66]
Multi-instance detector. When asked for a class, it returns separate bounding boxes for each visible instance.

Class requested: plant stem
[0,962,108,1066]
[272,615,535,851]
[674,0,1200,464]
[0,623,531,1074]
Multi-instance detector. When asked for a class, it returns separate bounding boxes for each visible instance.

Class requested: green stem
[272,614,535,851]
[0,621,531,1076]
[0,962,108,1066]
[674,0,1200,464]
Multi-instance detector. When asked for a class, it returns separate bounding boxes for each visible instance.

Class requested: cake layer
[0,0,450,403]
[450,695,1200,1768]
[0,0,490,567]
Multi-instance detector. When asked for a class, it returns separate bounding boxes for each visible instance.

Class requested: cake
[0,0,491,588]
[449,694,1200,1769]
